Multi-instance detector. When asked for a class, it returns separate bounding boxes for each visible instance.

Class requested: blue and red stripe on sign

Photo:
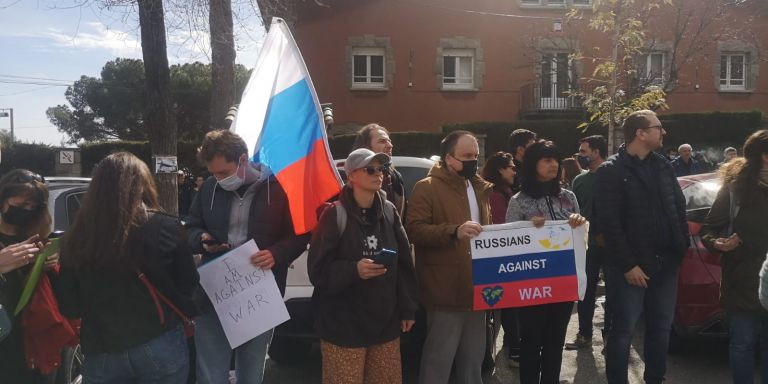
[473,275,579,310]
[471,250,576,285]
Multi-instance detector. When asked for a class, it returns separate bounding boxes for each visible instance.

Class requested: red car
[671,173,726,351]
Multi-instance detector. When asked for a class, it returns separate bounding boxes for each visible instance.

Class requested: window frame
[640,51,666,86]
[719,53,747,91]
[442,48,476,90]
[351,47,386,90]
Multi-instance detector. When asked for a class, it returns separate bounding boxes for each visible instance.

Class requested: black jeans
[577,245,610,338]
[518,301,573,384]
[501,308,520,355]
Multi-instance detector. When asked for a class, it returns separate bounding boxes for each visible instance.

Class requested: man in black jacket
[186,130,309,384]
[594,110,689,384]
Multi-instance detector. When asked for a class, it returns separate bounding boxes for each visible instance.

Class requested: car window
[66,192,85,228]
[683,180,721,223]
[396,166,430,197]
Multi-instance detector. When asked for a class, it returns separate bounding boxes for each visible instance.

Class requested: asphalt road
[262,297,732,384]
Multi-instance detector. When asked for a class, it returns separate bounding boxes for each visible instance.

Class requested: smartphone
[201,239,222,246]
[372,248,397,267]
[48,231,65,239]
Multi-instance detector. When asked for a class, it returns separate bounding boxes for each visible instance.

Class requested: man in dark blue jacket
[594,110,689,384]
[186,130,309,384]
[670,143,705,177]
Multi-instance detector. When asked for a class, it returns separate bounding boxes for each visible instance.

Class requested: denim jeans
[577,245,610,338]
[194,310,274,384]
[728,312,768,384]
[605,260,678,384]
[82,325,189,384]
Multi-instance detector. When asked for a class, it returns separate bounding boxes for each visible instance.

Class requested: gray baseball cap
[344,148,391,174]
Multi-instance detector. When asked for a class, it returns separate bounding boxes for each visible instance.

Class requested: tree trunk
[608,3,623,155]
[209,0,236,130]
[138,0,178,214]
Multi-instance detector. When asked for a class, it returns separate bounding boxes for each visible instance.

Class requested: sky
[0,0,266,146]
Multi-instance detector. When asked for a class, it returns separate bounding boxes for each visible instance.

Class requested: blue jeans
[194,310,274,384]
[605,260,678,384]
[728,312,768,384]
[82,325,189,384]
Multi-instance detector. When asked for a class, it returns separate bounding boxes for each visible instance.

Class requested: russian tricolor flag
[232,18,343,234]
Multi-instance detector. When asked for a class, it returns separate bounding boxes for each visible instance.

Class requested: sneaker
[564,334,592,350]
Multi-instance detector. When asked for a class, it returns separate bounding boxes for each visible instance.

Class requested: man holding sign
[186,130,309,384]
[504,140,587,384]
[407,131,493,384]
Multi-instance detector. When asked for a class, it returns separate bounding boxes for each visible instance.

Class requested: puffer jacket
[406,163,493,311]
[594,144,689,273]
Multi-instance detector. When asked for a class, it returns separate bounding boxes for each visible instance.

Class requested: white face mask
[217,161,244,191]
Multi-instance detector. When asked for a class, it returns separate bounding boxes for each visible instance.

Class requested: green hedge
[329,132,444,160]
[80,141,203,176]
[0,144,57,176]
[660,111,763,149]
[443,110,764,158]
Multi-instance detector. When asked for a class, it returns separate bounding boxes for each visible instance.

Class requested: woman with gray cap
[308,148,419,384]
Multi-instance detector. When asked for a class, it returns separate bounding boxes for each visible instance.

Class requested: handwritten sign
[471,221,587,310]
[198,240,290,348]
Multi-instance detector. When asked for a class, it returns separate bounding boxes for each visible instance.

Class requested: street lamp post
[0,108,14,143]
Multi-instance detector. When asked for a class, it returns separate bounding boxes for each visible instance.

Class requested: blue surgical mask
[217,161,244,191]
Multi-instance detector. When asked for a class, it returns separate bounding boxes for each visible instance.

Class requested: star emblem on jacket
[365,235,378,250]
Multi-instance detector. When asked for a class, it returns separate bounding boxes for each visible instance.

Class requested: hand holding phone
[372,248,397,268]
[201,233,230,253]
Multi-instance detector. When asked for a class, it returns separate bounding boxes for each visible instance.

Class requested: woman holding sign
[505,140,587,384]
[0,169,60,383]
[309,148,419,384]
[57,152,199,383]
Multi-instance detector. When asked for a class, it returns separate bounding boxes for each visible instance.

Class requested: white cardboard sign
[198,240,290,348]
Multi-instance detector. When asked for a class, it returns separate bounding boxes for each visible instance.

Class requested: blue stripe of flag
[253,79,324,174]
[472,250,576,285]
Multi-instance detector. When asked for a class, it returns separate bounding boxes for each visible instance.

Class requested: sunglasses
[361,165,389,175]
[16,171,45,184]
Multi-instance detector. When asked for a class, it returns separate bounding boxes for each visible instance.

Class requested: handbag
[0,304,11,342]
[137,272,195,339]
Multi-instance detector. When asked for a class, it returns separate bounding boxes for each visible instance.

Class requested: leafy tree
[47,59,251,144]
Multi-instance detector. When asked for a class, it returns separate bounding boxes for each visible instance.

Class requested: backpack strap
[334,201,347,236]
[334,198,395,236]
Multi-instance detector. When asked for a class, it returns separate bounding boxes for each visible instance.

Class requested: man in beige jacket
[406,130,493,384]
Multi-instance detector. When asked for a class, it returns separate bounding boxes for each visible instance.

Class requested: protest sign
[471,220,587,310]
[198,240,290,348]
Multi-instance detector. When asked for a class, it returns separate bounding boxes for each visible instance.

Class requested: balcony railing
[520,82,598,112]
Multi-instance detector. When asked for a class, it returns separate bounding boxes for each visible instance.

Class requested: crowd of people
[0,109,767,384]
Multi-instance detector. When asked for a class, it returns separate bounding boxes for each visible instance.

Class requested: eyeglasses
[645,125,664,131]
[361,165,389,175]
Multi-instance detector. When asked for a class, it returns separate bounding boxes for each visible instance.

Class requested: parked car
[43,177,89,384]
[270,156,435,363]
[671,172,726,352]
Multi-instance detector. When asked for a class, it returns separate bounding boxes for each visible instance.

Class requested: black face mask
[3,205,40,227]
[577,155,591,170]
[457,159,479,179]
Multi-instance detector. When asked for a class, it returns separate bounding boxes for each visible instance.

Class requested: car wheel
[56,344,83,384]
[268,336,312,364]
